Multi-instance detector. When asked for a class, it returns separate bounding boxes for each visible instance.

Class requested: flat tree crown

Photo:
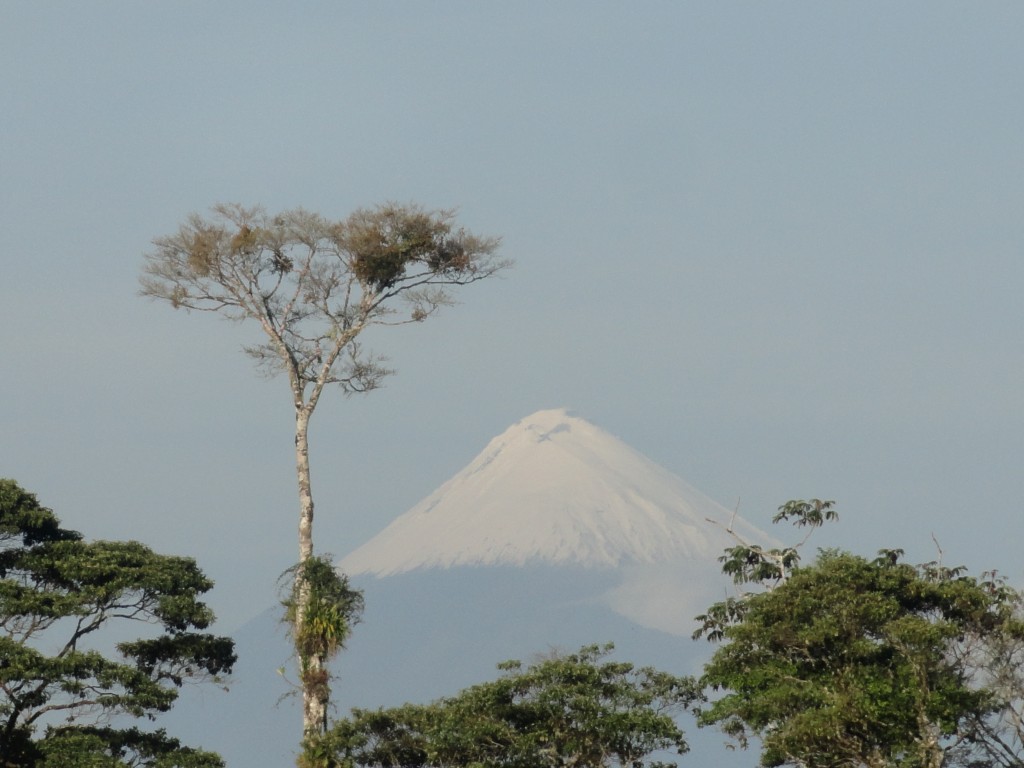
[140,203,507,395]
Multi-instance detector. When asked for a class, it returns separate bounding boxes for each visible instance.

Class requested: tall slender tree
[140,202,507,743]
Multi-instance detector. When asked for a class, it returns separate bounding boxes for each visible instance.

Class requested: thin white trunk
[296,407,314,563]
[294,406,327,737]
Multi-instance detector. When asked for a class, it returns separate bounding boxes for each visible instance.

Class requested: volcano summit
[341,408,767,576]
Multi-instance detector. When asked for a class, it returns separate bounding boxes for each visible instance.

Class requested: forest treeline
[3,482,1022,768]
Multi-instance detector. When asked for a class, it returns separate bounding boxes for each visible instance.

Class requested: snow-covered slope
[341,408,767,576]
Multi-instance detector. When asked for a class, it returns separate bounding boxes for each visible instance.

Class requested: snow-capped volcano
[340,408,767,577]
[169,410,772,766]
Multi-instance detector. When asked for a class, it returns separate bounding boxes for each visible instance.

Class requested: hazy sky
[2,2,1022,629]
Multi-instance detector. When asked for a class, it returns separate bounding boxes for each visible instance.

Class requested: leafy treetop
[695,498,1024,768]
[0,479,236,768]
[320,643,699,768]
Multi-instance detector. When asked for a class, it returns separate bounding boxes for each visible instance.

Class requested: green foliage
[715,499,837,589]
[0,480,235,768]
[281,555,364,748]
[37,727,224,768]
[0,480,78,550]
[701,552,996,765]
[695,499,838,644]
[282,556,364,664]
[321,644,698,768]
[695,503,1024,768]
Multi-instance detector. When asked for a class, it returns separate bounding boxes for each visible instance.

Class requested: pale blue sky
[2,2,1022,628]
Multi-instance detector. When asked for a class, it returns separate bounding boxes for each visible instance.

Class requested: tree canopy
[695,501,1024,768]
[321,644,698,768]
[139,202,507,396]
[0,480,235,768]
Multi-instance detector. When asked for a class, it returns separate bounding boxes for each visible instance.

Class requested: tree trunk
[294,406,327,738]
[296,407,314,566]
